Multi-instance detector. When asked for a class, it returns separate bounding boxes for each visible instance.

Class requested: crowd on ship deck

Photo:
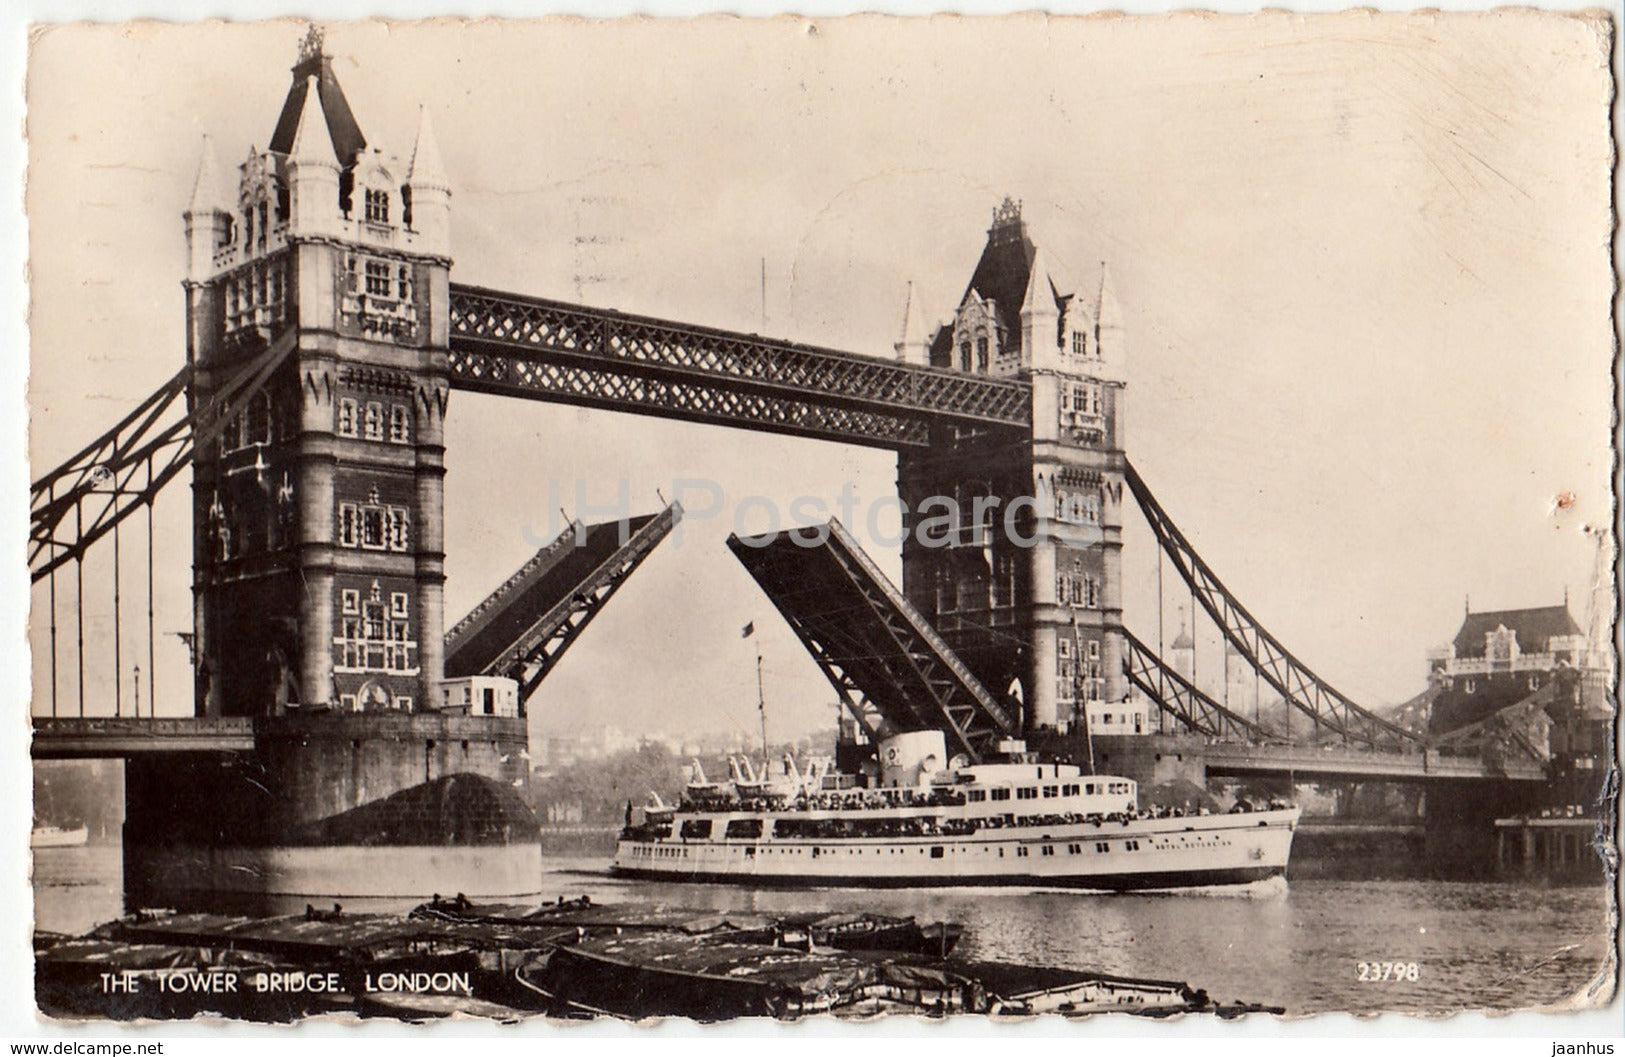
[620,795,1291,842]
[686,787,971,815]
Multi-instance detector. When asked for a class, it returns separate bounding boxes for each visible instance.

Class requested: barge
[36,897,1283,1021]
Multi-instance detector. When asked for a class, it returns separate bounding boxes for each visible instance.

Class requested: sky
[23,14,1615,742]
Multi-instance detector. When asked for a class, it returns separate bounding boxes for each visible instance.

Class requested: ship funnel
[877,730,949,788]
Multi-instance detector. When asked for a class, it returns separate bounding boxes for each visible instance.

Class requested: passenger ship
[614,731,1299,891]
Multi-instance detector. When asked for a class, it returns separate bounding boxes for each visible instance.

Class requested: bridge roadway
[31,716,255,759]
[1198,741,1546,783]
[32,715,1545,783]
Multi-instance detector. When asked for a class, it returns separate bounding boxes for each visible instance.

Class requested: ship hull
[610,864,1283,891]
[613,809,1298,891]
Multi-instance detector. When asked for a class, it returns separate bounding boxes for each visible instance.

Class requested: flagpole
[756,641,768,772]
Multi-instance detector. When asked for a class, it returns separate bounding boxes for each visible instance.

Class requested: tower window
[993,554,1017,608]
[363,402,384,441]
[364,260,391,298]
[959,342,971,372]
[397,265,413,303]
[338,504,359,547]
[338,498,410,552]
[389,405,411,444]
[337,398,358,438]
[364,188,390,225]
[1072,331,1087,356]
[335,584,417,675]
[361,507,386,549]
[341,589,359,615]
[245,392,272,446]
[387,507,411,552]
[976,336,989,372]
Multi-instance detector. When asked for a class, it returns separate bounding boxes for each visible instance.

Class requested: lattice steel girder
[30,331,297,582]
[1431,679,1556,764]
[1121,630,1282,743]
[791,622,897,745]
[1389,679,1446,737]
[728,518,1018,762]
[449,346,931,449]
[504,504,684,699]
[447,285,1032,447]
[1123,460,1422,749]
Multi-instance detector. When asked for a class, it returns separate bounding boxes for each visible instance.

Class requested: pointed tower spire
[407,105,450,192]
[289,75,333,166]
[894,281,931,366]
[270,25,364,163]
[405,104,453,257]
[1020,246,1052,315]
[184,135,233,282]
[286,74,341,238]
[1020,244,1060,369]
[187,134,228,215]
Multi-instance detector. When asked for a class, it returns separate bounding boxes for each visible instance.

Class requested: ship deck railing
[621,801,1295,843]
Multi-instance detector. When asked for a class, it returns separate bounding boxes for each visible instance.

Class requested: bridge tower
[186,26,451,717]
[121,29,539,904]
[896,199,1127,741]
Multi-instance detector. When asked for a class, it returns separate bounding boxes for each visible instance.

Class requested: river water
[32,845,1614,1016]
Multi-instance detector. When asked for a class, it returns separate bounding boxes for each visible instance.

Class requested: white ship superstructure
[614,732,1298,891]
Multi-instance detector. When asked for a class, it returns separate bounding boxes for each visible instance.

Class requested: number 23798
[1357,962,1420,982]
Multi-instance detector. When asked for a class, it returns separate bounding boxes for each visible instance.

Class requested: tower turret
[1019,245,1061,373]
[183,136,232,283]
[1095,261,1125,382]
[894,280,932,366]
[406,106,452,258]
[286,75,342,240]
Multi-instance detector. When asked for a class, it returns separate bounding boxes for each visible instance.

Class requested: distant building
[1428,599,1612,828]
[1427,601,1595,733]
[1169,620,1194,681]
[532,725,642,771]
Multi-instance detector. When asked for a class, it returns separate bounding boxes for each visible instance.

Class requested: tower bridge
[27,29,1577,898]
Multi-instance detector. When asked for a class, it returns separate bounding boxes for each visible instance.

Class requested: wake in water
[1134,873,1291,900]
[886,875,1292,900]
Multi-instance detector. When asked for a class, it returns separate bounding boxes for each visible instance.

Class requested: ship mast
[1072,615,1095,773]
